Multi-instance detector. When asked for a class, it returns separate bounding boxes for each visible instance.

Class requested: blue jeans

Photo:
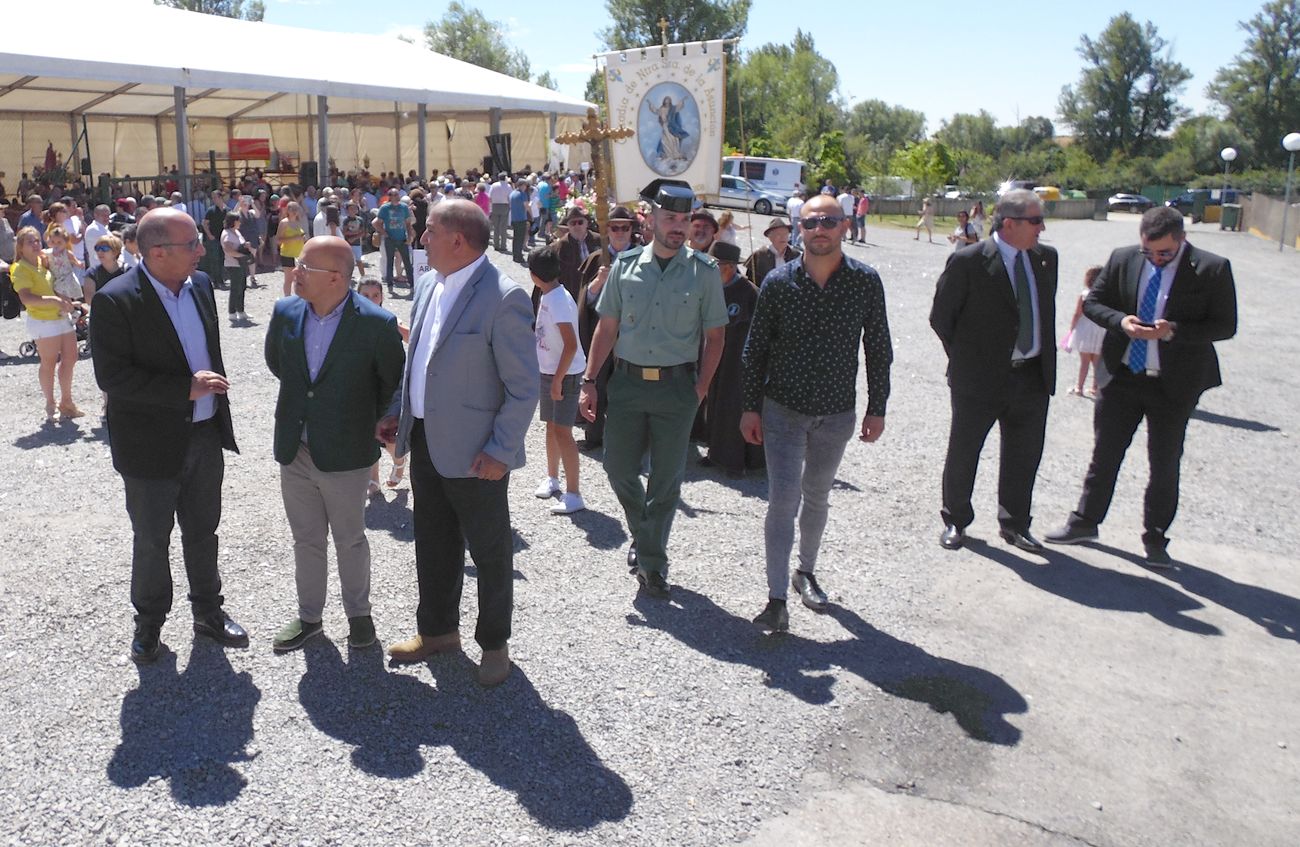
[761,399,855,599]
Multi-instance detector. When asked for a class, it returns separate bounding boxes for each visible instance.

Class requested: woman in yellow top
[11,226,82,421]
[276,200,307,297]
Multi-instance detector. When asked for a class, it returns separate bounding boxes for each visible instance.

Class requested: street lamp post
[1219,147,1237,210]
[1281,133,1300,253]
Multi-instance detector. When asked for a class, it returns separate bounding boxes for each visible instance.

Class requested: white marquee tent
[0,0,594,191]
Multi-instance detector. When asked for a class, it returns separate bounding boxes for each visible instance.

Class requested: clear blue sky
[262,0,1253,134]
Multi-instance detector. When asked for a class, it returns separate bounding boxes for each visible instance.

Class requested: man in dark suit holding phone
[90,208,248,664]
[1045,207,1237,564]
[930,189,1058,553]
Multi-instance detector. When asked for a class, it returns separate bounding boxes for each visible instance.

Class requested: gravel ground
[0,214,1293,846]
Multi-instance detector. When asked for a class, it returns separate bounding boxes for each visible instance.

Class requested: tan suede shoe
[387,632,461,663]
[477,646,511,687]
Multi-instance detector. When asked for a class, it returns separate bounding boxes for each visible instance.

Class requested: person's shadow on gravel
[628,588,1027,745]
[967,539,1221,636]
[298,638,633,831]
[107,642,261,806]
[1089,543,1299,644]
[563,508,628,550]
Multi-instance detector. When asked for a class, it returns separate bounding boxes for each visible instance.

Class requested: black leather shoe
[1144,546,1173,568]
[1044,524,1099,545]
[627,542,638,575]
[194,612,250,648]
[1000,529,1047,554]
[940,524,965,550]
[636,568,670,599]
[131,624,163,664]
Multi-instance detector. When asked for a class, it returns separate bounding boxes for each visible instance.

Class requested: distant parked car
[1166,189,1240,219]
[701,175,787,215]
[1108,193,1155,213]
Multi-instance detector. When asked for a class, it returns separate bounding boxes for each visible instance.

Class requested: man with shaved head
[265,236,405,652]
[91,207,247,664]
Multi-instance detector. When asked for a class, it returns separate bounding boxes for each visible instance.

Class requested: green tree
[534,71,559,91]
[155,0,264,20]
[1169,115,1251,174]
[808,130,849,188]
[1058,13,1191,160]
[725,31,841,158]
[1207,0,1300,162]
[1004,116,1056,153]
[599,0,749,49]
[423,2,530,81]
[843,99,925,178]
[888,140,955,198]
[935,111,1001,158]
[584,71,606,114]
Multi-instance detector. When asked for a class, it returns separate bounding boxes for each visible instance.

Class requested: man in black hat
[745,217,801,287]
[575,205,637,449]
[688,209,719,253]
[579,180,729,598]
[702,240,763,477]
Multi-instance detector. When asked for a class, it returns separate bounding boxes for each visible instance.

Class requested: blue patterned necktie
[1129,265,1162,373]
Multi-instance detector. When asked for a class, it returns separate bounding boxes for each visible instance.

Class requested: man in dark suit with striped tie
[1045,206,1237,565]
[930,189,1058,554]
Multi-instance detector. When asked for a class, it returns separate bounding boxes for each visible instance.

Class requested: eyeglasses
[1139,247,1179,260]
[1006,215,1045,225]
[294,260,336,275]
[607,224,632,232]
[93,244,113,252]
[157,238,201,251]
[799,214,844,230]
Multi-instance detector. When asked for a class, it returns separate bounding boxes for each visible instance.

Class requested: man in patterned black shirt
[740,194,893,632]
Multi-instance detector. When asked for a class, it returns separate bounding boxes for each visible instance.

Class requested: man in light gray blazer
[376,200,539,687]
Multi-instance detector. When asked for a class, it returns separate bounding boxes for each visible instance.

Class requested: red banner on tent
[229,138,271,160]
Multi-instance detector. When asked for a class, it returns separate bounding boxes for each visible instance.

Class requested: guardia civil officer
[579,180,728,598]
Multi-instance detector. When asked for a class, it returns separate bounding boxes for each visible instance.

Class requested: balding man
[376,200,538,687]
[90,208,247,664]
[265,236,405,652]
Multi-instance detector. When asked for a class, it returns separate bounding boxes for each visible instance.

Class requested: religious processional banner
[598,40,728,204]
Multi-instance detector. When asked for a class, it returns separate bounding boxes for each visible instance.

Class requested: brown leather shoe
[387,632,461,663]
[477,646,511,687]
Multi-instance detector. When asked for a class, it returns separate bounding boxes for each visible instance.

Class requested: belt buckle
[642,367,660,381]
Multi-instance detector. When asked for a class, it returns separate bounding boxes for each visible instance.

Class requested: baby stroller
[18,304,91,359]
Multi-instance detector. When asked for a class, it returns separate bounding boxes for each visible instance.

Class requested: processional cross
[658,17,670,47]
[555,107,635,266]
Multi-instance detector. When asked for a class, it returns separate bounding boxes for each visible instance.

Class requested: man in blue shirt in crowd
[375,187,414,293]
[509,180,529,264]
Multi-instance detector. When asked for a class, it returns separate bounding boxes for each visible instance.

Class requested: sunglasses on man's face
[1006,215,1045,225]
[94,244,113,252]
[799,214,844,231]
[607,224,632,233]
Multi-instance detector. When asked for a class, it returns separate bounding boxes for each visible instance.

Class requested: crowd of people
[1,165,1237,684]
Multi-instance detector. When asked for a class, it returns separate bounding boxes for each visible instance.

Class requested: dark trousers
[408,420,513,650]
[602,367,699,575]
[224,265,247,314]
[1067,370,1195,549]
[511,220,528,261]
[384,237,412,286]
[941,363,1049,532]
[122,421,225,627]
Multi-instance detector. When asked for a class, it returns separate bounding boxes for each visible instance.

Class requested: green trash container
[1220,203,1241,231]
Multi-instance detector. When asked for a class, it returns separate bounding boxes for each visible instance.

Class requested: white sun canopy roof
[0,1,591,119]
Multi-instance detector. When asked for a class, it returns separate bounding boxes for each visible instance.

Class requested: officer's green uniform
[596,243,728,576]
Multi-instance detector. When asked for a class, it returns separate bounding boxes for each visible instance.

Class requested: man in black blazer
[1045,207,1237,564]
[90,208,248,664]
[930,189,1057,553]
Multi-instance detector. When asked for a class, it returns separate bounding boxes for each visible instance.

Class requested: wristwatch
[582,376,596,385]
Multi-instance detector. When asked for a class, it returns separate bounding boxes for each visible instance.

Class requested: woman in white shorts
[11,226,82,421]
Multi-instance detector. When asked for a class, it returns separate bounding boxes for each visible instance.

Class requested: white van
[722,156,807,198]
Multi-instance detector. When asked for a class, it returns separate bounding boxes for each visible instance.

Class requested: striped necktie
[1129,265,1162,373]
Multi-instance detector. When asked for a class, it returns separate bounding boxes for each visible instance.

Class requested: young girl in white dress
[1064,265,1106,397]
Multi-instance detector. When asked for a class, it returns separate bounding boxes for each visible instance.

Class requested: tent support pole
[394,104,402,176]
[417,104,427,180]
[316,95,328,187]
[155,117,165,175]
[549,112,557,171]
[174,86,191,206]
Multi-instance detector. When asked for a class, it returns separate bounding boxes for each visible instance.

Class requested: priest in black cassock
[701,240,764,477]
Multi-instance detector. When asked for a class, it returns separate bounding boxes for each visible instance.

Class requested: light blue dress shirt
[992,232,1042,360]
[141,262,215,422]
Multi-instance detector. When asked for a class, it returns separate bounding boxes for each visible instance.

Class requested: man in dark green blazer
[265,236,405,652]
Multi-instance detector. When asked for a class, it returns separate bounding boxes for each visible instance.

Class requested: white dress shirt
[993,232,1041,360]
[409,253,487,418]
[1123,243,1183,374]
[141,262,215,422]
